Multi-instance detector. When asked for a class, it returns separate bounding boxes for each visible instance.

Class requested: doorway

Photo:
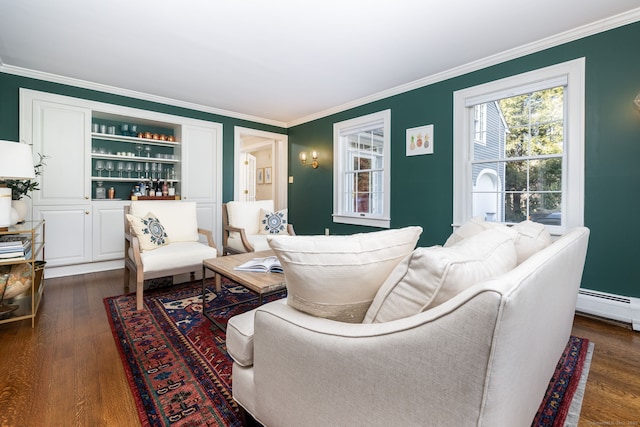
[233,127,288,210]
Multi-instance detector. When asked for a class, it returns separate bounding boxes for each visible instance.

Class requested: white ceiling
[1,1,639,127]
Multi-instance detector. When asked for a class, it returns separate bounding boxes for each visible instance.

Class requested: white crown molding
[0,64,288,129]
[1,7,639,129]
[287,7,640,128]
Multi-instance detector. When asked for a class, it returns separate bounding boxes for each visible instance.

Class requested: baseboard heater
[576,288,640,331]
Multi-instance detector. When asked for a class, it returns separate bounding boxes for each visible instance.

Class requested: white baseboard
[44,259,215,282]
[576,288,640,332]
[44,260,124,279]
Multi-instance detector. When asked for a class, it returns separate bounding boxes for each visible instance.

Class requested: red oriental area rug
[104,279,592,427]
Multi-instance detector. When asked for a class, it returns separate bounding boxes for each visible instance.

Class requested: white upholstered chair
[123,201,219,310]
[222,200,295,255]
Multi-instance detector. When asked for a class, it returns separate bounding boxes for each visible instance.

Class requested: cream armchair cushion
[129,200,199,242]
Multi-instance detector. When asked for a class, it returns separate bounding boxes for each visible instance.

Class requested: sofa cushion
[258,208,289,235]
[443,216,502,247]
[227,299,287,367]
[268,226,422,323]
[126,212,169,251]
[129,201,199,243]
[445,218,551,264]
[511,220,553,264]
[363,228,517,323]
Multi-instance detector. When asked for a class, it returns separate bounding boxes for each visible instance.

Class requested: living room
[1,2,640,426]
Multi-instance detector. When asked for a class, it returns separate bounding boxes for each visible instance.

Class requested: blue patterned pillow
[126,212,169,251]
[259,208,289,235]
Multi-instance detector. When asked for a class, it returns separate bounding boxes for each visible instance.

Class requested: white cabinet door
[181,124,218,203]
[181,123,222,246]
[34,205,91,267]
[31,100,91,205]
[92,201,127,261]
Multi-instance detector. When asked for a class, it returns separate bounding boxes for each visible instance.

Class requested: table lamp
[0,141,36,231]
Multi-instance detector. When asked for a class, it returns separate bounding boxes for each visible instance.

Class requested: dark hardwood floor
[0,269,638,426]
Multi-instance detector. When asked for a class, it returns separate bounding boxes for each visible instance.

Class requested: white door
[233,127,288,209]
[241,153,257,201]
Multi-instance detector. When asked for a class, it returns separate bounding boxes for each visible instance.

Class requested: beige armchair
[124,201,219,310]
[222,200,294,255]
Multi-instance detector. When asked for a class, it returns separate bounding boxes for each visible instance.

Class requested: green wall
[2,20,639,298]
[288,21,640,298]
[0,73,287,202]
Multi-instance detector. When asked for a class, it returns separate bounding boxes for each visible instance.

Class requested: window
[474,104,487,145]
[333,109,391,228]
[453,59,585,234]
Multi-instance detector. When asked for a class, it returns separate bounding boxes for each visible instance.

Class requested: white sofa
[124,201,219,310]
[226,224,590,427]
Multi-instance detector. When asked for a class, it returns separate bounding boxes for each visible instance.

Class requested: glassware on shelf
[144,162,150,178]
[151,162,157,180]
[95,160,105,177]
[135,163,144,179]
[95,181,106,199]
[144,146,151,158]
[105,161,114,177]
[117,162,125,178]
[125,163,134,178]
[157,163,163,180]
[136,144,143,157]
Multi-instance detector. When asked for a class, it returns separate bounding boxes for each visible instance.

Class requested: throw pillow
[511,220,552,264]
[126,212,169,251]
[268,226,422,323]
[258,208,289,235]
[443,216,503,247]
[445,217,551,265]
[363,228,517,324]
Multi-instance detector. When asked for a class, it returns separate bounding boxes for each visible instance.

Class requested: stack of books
[0,235,32,262]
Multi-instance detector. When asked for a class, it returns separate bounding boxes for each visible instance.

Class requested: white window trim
[453,58,585,235]
[333,109,391,228]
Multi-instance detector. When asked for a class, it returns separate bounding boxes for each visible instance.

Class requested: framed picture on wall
[406,124,434,156]
[264,167,272,184]
[257,168,264,184]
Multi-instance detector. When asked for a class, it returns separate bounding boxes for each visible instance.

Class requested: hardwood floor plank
[571,314,640,426]
[0,270,639,427]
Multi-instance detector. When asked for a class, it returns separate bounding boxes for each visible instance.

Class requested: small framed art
[406,124,434,156]
[257,168,264,184]
[264,167,272,184]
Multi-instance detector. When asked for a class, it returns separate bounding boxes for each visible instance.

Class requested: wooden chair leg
[136,271,145,310]
[123,265,130,292]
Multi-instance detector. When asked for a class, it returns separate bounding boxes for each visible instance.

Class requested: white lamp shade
[0,140,35,228]
[0,140,36,180]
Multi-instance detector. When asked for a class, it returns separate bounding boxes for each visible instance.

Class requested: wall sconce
[634,93,640,111]
[299,151,319,169]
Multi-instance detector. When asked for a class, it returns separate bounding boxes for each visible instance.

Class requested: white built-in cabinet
[20,89,223,278]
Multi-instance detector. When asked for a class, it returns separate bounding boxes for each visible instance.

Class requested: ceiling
[1,1,639,127]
